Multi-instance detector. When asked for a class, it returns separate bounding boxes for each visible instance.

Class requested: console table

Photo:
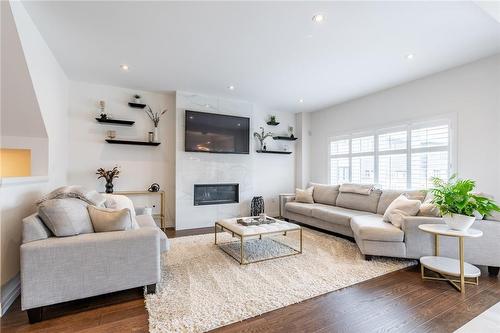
[418,224,482,294]
[114,190,166,230]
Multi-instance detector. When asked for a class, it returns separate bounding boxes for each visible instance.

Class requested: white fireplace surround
[175,91,296,230]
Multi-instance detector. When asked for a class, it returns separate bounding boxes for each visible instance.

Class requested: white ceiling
[22,1,500,113]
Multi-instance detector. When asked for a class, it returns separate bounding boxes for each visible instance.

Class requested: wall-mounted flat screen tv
[185,110,250,154]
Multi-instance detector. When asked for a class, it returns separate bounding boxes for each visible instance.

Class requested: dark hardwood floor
[2,227,499,333]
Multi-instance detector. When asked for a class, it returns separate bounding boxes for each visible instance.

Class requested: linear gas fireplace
[194,183,239,206]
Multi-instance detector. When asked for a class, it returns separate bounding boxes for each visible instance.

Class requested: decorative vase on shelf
[105,181,114,194]
[443,214,476,231]
[153,127,159,142]
[251,196,265,216]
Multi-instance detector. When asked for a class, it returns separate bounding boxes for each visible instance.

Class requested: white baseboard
[1,273,21,317]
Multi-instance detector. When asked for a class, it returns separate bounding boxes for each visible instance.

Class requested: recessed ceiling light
[120,64,129,71]
[406,53,415,60]
[228,85,235,90]
[205,104,211,108]
[298,98,304,103]
[312,14,325,23]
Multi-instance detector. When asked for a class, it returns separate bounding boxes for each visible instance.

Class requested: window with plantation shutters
[329,120,452,189]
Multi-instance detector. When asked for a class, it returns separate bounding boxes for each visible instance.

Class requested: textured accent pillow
[38,185,106,207]
[103,194,139,229]
[87,206,134,232]
[38,198,94,236]
[383,194,421,228]
[339,183,374,195]
[295,187,314,204]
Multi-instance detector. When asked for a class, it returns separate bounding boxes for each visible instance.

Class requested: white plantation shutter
[329,119,452,189]
[410,125,450,188]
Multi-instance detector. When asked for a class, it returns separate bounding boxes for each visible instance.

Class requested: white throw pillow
[383,194,421,228]
[295,187,314,204]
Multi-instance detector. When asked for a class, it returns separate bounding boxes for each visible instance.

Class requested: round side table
[418,224,483,294]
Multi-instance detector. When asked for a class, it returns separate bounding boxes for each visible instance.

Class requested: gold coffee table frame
[214,222,302,265]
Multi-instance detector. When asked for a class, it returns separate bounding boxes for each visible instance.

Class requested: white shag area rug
[145,228,416,333]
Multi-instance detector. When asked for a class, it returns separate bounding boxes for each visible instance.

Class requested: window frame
[327,115,456,190]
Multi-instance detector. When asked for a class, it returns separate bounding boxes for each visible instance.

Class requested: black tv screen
[185,110,250,154]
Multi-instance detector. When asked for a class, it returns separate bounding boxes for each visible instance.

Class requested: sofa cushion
[336,190,382,213]
[38,198,94,237]
[351,215,404,242]
[377,190,426,215]
[339,183,374,195]
[285,202,314,216]
[312,204,373,227]
[87,206,134,232]
[309,183,340,205]
[295,187,314,204]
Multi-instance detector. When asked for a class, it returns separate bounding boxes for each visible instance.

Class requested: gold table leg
[214,223,218,245]
[435,234,440,256]
[299,228,303,253]
[240,235,244,265]
[459,236,465,293]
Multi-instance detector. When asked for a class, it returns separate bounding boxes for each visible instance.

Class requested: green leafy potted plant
[266,115,279,126]
[431,175,500,231]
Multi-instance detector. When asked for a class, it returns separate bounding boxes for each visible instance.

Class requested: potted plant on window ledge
[430,175,500,231]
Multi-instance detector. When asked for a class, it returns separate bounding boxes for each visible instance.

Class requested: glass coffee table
[214,217,302,265]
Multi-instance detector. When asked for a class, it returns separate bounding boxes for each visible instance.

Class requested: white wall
[309,54,500,199]
[67,82,176,226]
[1,0,69,296]
[175,92,296,230]
[295,112,311,188]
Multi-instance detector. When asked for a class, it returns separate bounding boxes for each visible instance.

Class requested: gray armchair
[20,209,168,323]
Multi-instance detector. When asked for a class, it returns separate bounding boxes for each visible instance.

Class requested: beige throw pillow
[383,194,421,228]
[418,192,441,217]
[295,187,314,204]
[87,206,134,232]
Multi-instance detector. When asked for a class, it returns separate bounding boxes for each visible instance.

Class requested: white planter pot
[443,213,476,231]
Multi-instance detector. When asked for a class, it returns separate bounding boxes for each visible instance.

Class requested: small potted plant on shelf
[430,175,500,231]
[134,94,142,104]
[267,115,279,126]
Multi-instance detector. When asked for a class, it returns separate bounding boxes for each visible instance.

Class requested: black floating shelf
[273,136,298,141]
[106,139,160,146]
[96,118,135,126]
[266,121,280,126]
[256,150,292,155]
[128,102,147,109]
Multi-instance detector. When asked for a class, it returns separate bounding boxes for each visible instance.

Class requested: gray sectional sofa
[283,183,500,274]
